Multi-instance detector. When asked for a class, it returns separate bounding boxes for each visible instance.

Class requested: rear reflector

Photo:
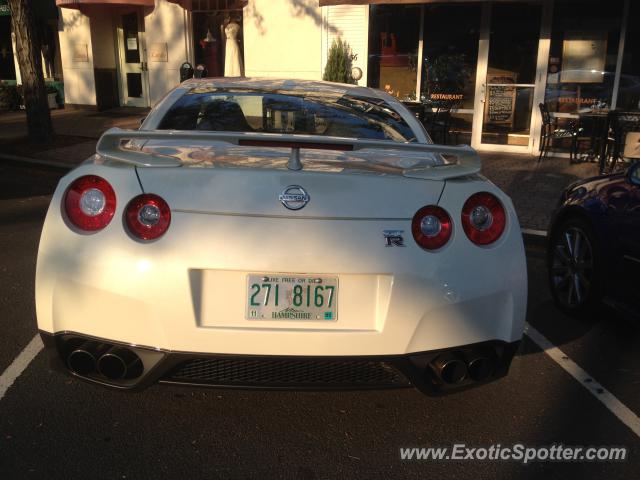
[411,205,452,250]
[64,175,116,231]
[125,193,171,240]
[461,192,506,245]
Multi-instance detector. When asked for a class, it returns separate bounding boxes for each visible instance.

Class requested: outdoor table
[577,109,610,163]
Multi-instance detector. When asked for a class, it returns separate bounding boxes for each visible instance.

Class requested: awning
[165,0,246,9]
[320,0,527,5]
[56,0,155,9]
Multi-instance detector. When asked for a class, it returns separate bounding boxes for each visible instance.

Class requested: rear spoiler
[96,128,481,180]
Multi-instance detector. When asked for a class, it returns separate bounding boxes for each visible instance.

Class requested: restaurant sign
[429,93,464,101]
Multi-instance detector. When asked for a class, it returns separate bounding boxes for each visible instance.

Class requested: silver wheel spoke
[573,232,582,262]
[573,273,583,304]
[566,277,575,305]
[564,231,574,258]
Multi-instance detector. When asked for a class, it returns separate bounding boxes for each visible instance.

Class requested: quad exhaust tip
[467,355,494,382]
[431,354,468,384]
[66,341,109,376]
[65,339,143,381]
[430,351,496,385]
[97,347,143,380]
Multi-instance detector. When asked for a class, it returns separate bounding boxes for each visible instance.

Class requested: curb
[0,152,74,171]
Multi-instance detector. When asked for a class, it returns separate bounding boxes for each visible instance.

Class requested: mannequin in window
[223,16,243,77]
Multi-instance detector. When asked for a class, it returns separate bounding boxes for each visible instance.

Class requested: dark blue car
[547,162,640,317]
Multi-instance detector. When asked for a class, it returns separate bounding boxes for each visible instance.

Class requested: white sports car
[36,78,526,395]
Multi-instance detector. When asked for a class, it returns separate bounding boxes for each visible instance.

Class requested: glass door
[472,2,543,152]
[117,11,149,107]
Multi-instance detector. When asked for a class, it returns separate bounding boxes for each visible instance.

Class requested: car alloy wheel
[550,225,595,309]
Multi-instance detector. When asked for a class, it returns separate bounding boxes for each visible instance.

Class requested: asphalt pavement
[0,162,638,479]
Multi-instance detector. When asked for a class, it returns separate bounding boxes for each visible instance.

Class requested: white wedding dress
[224,22,244,77]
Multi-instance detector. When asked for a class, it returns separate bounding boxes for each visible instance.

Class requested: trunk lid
[136,144,444,218]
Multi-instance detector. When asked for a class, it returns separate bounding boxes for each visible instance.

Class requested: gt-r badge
[383,230,405,247]
[279,185,310,210]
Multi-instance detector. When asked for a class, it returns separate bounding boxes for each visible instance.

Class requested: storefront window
[544,0,624,114]
[368,4,420,100]
[192,1,245,77]
[421,4,480,110]
[617,1,640,111]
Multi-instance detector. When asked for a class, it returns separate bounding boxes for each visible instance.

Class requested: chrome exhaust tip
[97,347,143,380]
[67,342,109,376]
[467,355,494,382]
[430,354,468,384]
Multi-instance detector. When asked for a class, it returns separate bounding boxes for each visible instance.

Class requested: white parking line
[521,228,548,237]
[0,334,43,401]
[525,322,640,438]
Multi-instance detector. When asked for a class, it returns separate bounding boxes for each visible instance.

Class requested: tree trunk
[8,0,54,143]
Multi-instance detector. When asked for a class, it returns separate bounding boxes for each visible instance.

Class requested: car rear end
[36,81,526,395]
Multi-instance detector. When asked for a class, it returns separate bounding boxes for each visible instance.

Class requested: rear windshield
[157,88,416,142]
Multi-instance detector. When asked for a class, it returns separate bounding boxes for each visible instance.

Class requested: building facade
[51,0,638,155]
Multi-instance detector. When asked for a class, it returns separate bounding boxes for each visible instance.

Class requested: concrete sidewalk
[481,152,598,231]
[0,108,598,230]
[0,107,148,169]
[0,107,148,141]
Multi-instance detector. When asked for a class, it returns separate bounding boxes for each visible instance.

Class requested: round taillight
[461,192,506,245]
[411,205,452,250]
[64,175,116,231]
[125,194,171,240]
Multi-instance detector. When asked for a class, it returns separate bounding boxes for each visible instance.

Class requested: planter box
[48,93,58,109]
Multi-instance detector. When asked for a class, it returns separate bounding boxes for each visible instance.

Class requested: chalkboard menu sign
[484,73,517,127]
[487,85,515,123]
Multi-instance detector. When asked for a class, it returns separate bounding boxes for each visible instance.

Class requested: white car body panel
[35,78,526,392]
[36,167,525,356]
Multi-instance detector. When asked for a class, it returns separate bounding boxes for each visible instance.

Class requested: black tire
[547,216,603,316]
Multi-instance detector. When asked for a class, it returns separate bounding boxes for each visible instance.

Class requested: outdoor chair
[601,110,640,174]
[538,103,582,162]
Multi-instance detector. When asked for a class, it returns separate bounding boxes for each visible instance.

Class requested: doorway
[116,10,149,107]
[471,2,545,153]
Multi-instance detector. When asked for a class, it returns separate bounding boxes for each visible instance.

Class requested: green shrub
[0,84,21,111]
[323,38,355,84]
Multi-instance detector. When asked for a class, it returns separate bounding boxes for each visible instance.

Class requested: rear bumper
[40,331,520,396]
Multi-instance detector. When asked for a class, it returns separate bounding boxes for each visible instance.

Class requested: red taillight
[64,175,116,231]
[411,205,452,250]
[125,194,171,240]
[461,192,506,245]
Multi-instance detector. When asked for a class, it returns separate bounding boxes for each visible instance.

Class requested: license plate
[246,274,338,321]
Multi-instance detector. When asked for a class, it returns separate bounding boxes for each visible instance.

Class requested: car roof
[179,77,390,101]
